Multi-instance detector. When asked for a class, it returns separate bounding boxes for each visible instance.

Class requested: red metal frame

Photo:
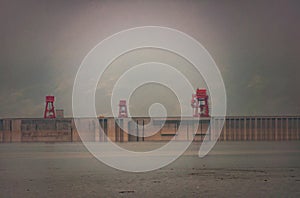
[44,96,56,119]
[118,100,128,118]
[191,89,209,117]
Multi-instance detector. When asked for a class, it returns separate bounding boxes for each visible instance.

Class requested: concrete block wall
[218,116,300,141]
[2,120,13,143]
[11,119,21,142]
[70,119,81,142]
[0,116,299,143]
[128,118,211,142]
[21,119,72,142]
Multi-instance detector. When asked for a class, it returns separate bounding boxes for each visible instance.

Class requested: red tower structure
[118,100,128,118]
[44,95,56,119]
[191,89,209,117]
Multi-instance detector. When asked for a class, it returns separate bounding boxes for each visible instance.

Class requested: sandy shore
[0,141,300,197]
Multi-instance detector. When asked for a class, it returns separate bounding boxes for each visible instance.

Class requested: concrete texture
[0,116,300,143]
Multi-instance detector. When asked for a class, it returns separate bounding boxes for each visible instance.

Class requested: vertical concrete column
[291,118,295,140]
[280,118,283,141]
[295,118,298,140]
[283,118,286,141]
[251,118,254,141]
[98,119,103,142]
[233,119,236,141]
[234,118,237,141]
[259,118,262,141]
[216,119,221,142]
[2,119,11,143]
[260,118,263,141]
[223,118,226,141]
[264,118,268,141]
[244,118,247,141]
[218,119,222,141]
[0,129,2,142]
[286,118,289,140]
[275,118,278,141]
[11,119,21,142]
[71,119,75,142]
[209,118,214,141]
[297,117,299,140]
[294,118,298,140]
[291,118,294,140]
[135,119,139,142]
[218,119,221,142]
[262,118,265,141]
[228,118,234,141]
[209,119,212,141]
[191,119,195,141]
[239,118,242,141]
[71,119,81,142]
[186,120,189,141]
[231,119,234,141]
[254,118,257,141]
[107,118,116,142]
[270,118,273,141]
[266,118,269,141]
[247,117,252,140]
[227,119,230,141]
[95,119,100,142]
[223,118,227,141]
[250,118,253,141]
[237,118,240,141]
[122,118,129,142]
[0,119,3,142]
[183,119,191,141]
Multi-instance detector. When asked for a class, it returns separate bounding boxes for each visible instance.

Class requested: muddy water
[0,141,299,197]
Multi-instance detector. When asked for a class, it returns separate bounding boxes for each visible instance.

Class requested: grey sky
[0,0,299,118]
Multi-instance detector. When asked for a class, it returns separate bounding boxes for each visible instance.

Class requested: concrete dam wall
[0,116,299,143]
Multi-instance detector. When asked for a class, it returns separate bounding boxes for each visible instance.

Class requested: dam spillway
[0,116,299,143]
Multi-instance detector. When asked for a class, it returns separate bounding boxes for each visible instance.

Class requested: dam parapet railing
[0,116,299,143]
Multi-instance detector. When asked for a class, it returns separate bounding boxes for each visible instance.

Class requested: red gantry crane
[191,89,209,117]
[44,95,56,119]
[118,100,128,118]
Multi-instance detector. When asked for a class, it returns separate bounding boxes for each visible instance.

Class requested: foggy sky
[0,0,299,118]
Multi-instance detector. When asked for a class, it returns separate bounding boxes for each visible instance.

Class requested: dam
[0,116,299,143]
